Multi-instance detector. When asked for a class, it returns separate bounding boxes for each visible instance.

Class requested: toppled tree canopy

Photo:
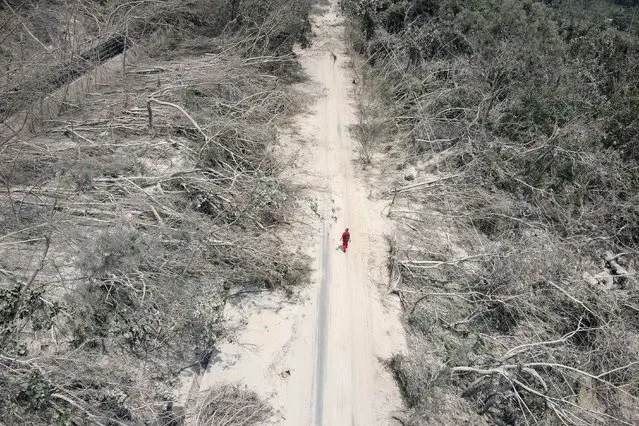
[0,0,313,424]
[345,0,639,424]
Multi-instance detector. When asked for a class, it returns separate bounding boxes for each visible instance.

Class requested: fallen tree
[0,0,314,423]
[344,0,639,424]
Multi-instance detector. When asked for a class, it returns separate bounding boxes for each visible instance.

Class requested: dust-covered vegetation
[0,0,312,130]
[345,0,639,424]
[191,384,271,426]
[0,0,313,424]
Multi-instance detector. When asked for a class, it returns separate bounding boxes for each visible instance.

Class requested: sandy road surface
[285,4,403,425]
[193,2,405,424]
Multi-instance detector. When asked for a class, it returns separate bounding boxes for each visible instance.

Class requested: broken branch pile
[0,0,314,423]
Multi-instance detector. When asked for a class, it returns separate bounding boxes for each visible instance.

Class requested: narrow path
[192,2,405,424]
[281,2,405,424]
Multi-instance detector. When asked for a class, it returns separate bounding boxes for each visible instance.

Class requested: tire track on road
[313,220,331,426]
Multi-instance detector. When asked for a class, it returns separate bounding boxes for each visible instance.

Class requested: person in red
[340,228,351,252]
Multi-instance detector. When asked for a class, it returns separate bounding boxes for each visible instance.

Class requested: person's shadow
[336,244,345,252]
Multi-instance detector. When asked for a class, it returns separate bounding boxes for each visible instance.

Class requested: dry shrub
[389,352,445,410]
[349,66,394,164]
[192,385,271,426]
[389,339,480,426]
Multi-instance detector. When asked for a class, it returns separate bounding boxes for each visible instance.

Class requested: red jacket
[341,230,350,242]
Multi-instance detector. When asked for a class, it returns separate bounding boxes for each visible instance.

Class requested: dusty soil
[188,1,406,424]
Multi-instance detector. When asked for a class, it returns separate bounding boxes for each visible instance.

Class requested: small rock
[404,166,417,181]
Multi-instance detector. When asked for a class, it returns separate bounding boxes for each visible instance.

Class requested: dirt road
[193,2,405,424]
[283,3,405,425]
